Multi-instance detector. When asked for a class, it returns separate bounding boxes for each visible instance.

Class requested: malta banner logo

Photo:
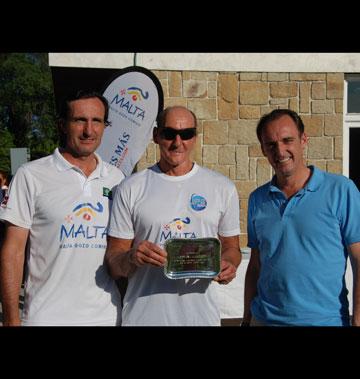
[97,66,163,177]
[127,86,149,101]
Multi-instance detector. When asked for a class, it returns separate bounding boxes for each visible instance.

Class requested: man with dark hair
[105,106,241,326]
[0,90,124,325]
[242,108,360,326]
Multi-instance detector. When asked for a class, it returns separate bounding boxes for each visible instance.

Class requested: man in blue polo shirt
[242,109,360,326]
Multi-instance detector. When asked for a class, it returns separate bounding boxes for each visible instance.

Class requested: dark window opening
[349,128,360,190]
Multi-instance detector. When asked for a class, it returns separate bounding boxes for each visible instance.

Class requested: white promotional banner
[97,66,163,176]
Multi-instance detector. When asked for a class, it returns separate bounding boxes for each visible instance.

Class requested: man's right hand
[129,240,167,267]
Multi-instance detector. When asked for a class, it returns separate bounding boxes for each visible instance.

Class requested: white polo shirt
[0,148,124,325]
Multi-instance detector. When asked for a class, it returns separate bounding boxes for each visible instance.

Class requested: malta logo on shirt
[60,202,107,248]
[160,216,197,242]
[71,202,104,221]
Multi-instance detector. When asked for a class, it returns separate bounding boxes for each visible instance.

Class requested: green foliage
[0,128,14,172]
[0,53,58,172]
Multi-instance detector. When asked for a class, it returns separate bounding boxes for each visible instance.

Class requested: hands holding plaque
[164,238,221,279]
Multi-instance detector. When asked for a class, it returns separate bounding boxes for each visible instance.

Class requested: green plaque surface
[164,238,221,279]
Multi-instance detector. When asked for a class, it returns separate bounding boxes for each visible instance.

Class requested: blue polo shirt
[247,166,360,326]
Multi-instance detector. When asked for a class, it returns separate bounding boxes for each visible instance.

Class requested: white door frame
[343,75,360,177]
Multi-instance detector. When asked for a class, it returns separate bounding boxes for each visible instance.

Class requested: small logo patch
[103,187,112,200]
[190,194,207,211]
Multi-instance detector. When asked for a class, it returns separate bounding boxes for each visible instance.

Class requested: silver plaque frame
[164,237,221,279]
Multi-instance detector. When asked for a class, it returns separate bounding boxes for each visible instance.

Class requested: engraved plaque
[164,238,221,279]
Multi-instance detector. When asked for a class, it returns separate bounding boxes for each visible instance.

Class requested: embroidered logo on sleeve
[102,187,112,200]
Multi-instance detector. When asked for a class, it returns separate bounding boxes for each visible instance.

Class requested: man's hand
[213,259,237,284]
[129,240,167,267]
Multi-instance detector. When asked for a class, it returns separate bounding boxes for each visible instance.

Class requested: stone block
[235,146,249,180]
[146,142,156,163]
[308,137,333,159]
[160,79,169,98]
[249,158,257,180]
[240,81,269,105]
[239,105,261,119]
[327,160,343,174]
[301,115,324,137]
[190,134,203,165]
[257,158,272,186]
[306,160,327,171]
[236,145,249,163]
[183,80,207,98]
[235,180,257,199]
[229,165,236,180]
[218,74,239,120]
[240,199,248,232]
[289,97,299,113]
[335,99,343,113]
[208,81,217,98]
[334,136,342,159]
[311,82,326,99]
[169,71,182,97]
[203,121,228,144]
[203,164,230,177]
[191,71,217,80]
[290,73,326,81]
[260,105,277,116]
[188,99,217,120]
[164,97,187,109]
[229,120,258,144]
[249,144,263,157]
[219,145,236,164]
[239,234,248,249]
[136,160,151,172]
[203,145,218,164]
[270,82,298,98]
[236,146,249,179]
[270,98,288,106]
[327,73,344,99]
[299,82,311,113]
[267,73,289,81]
[311,100,335,114]
[324,114,342,136]
[183,71,191,80]
[236,164,249,180]
[239,73,262,81]
[151,70,167,80]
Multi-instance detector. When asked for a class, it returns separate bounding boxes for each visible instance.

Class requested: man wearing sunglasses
[105,106,241,326]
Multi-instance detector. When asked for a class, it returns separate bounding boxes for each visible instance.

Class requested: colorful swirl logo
[72,202,104,221]
[127,86,149,102]
[164,217,191,232]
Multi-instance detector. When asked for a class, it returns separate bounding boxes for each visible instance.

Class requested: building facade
[49,53,360,249]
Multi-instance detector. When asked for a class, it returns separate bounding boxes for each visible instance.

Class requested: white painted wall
[49,53,360,72]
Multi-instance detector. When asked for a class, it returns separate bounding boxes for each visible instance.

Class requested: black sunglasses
[158,127,197,141]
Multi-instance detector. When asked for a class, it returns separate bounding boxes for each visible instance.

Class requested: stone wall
[136,71,344,248]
